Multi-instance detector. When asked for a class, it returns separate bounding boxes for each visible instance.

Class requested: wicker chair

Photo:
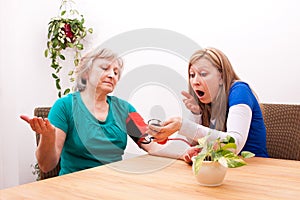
[34,107,60,180]
[261,103,300,161]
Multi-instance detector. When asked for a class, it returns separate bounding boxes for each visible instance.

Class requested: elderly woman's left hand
[146,117,182,143]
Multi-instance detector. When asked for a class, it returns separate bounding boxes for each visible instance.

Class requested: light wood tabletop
[1,155,300,199]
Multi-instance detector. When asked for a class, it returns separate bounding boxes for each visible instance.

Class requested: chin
[199,97,212,104]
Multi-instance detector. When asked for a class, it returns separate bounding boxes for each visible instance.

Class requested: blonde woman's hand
[146,117,182,143]
[181,91,201,115]
[183,146,201,164]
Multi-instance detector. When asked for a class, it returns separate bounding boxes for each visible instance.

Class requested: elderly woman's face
[189,58,222,104]
[87,58,121,93]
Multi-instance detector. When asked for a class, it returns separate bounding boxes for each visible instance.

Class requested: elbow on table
[38,162,57,173]
[35,152,59,173]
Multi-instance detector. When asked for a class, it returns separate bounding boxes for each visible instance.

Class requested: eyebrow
[190,65,210,73]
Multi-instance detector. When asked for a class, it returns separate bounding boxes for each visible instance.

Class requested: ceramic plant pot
[193,160,227,186]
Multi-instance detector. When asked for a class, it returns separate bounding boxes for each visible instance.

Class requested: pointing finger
[181,91,193,99]
[20,115,30,123]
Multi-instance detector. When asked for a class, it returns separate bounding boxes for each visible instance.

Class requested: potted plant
[44,0,93,97]
[192,134,255,186]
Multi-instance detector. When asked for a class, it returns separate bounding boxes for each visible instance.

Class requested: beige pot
[193,160,227,186]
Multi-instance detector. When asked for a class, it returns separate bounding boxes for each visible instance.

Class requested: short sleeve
[228,82,255,109]
[128,103,137,113]
[48,95,72,134]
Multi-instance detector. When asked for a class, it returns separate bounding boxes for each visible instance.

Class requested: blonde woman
[147,47,268,161]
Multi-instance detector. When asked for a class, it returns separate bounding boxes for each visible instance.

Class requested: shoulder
[50,92,74,113]
[230,81,251,91]
[109,96,136,112]
[228,81,257,108]
[53,92,73,106]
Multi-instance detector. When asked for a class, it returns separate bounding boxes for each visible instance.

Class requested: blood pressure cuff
[126,112,147,147]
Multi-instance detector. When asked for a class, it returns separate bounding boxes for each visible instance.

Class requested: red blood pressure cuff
[126,112,147,147]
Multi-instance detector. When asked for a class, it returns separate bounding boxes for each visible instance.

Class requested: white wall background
[1,0,299,189]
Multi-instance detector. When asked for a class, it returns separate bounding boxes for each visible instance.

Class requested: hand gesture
[20,115,55,137]
[183,146,201,164]
[146,117,182,143]
[181,91,201,115]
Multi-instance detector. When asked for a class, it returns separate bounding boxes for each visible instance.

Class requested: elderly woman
[21,47,188,175]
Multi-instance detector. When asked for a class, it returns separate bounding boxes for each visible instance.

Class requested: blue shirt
[229,82,268,157]
[48,92,137,175]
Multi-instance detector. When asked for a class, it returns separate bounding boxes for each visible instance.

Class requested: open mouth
[196,90,205,97]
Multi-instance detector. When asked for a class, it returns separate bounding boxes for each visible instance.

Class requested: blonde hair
[188,47,240,131]
[74,47,123,91]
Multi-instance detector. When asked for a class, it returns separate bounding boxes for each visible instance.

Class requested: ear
[82,71,89,80]
[218,73,223,86]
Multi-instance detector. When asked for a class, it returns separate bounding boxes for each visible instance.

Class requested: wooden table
[1,155,300,199]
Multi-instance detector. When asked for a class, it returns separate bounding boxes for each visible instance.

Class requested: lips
[196,90,205,97]
[103,81,113,86]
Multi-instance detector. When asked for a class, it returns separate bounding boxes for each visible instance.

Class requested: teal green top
[48,92,136,175]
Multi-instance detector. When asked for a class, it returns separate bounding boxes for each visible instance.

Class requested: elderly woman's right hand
[20,115,55,137]
[181,91,201,115]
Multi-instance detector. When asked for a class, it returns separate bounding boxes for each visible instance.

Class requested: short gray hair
[74,47,123,91]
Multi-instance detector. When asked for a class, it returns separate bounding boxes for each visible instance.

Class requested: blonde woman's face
[189,58,222,104]
[87,58,121,93]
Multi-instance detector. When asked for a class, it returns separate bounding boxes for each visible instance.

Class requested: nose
[191,73,201,86]
[107,68,115,78]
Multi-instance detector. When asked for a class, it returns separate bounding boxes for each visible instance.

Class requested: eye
[189,72,195,78]
[100,65,109,70]
[114,70,119,76]
[200,71,207,77]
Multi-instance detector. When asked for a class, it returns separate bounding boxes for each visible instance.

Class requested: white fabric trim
[179,104,252,153]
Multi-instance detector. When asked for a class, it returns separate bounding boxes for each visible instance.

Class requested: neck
[81,88,108,111]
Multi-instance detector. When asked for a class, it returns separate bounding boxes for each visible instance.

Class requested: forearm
[35,133,60,172]
[142,137,190,160]
[179,104,252,153]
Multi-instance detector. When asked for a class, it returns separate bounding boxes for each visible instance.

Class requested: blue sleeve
[228,82,256,109]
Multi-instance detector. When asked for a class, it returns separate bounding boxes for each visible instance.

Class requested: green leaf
[197,135,209,148]
[56,79,61,90]
[221,143,237,151]
[226,157,246,168]
[52,39,59,48]
[52,73,58,79]
[44,49,48,58]
[221,150,236,157]
[193,153,207,175]
[241,151,255,158]
[59,38,65,44]
[218,157,228,168]
[61,10,66,16]
[88,28,93,34]
[51,63,59,70]
[68,70,74,76]
[76,44,84,50]
[74,59,79,66]
[59,54,65,60]
[222,135,235,144]
[67,43,74,48]
[63,88,71,95]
